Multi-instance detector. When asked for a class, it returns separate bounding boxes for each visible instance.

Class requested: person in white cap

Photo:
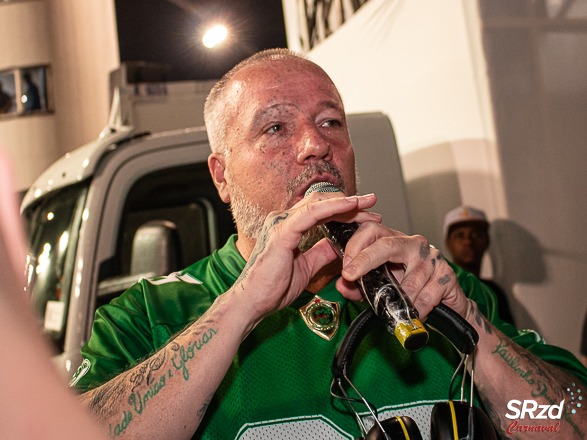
[443,205,515,325]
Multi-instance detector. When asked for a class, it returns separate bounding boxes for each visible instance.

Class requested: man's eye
[322,119,341,128]
[266,124,283,134]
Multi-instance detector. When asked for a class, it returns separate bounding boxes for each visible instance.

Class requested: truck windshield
[22,182,88,353]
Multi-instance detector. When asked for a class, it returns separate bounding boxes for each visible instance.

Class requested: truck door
[61,133,235,376]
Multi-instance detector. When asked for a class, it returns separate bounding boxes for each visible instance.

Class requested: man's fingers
[267,194,379,248]
[338,231,466,318]
[341,231,413,281]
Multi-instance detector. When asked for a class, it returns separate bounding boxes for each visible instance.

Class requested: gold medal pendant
[299,295,340,341]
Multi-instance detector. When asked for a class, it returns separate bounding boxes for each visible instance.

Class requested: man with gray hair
[74,49,586,439]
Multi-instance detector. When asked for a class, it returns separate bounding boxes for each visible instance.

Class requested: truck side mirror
[129,219,181,276]
[96,219,181,304]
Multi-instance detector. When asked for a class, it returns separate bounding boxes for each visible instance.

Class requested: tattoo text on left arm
[101,325,219,437]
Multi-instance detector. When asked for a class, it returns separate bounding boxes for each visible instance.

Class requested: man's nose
[296,126,332,163]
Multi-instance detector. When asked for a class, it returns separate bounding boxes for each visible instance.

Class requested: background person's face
[445,224,489,267]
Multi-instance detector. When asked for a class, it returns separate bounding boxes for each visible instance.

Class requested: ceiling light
[202,24,228,49]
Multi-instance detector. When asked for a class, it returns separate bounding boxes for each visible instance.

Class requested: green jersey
[74,235,587,439]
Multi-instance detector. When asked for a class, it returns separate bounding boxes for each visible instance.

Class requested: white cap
[443,206,488,237]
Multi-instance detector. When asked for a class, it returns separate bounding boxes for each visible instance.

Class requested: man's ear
[208,153,230,203]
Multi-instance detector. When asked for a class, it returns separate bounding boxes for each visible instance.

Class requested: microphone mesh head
[304,182,341,197]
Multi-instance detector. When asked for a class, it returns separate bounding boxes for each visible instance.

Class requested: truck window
[22,182,88,352]
[96,162,234,308]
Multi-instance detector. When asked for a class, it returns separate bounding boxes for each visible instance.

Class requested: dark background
[114,0,288,81]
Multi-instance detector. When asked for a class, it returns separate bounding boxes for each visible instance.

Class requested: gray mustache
[286,162,345,198]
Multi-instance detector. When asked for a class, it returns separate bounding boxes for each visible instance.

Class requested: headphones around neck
[331,304,498,440]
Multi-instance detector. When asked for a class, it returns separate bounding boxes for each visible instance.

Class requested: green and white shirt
[74,235,587,439]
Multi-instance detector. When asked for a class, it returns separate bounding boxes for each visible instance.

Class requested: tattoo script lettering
[108,326,218,437]
[493,338,538,387]
[171,328,219,380]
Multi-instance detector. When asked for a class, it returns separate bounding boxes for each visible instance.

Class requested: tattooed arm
[79,193,380,439]
[79,289,258,439]
[466,300,586,439]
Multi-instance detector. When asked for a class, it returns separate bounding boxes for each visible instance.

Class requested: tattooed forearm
[82,324,219,438]
[466,299,493,335]
[472,313,587,439]
[490,337,585,437]
[492,338,545,391]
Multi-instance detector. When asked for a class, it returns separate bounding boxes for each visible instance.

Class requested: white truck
[20,81,412,379]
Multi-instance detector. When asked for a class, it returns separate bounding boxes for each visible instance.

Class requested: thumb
[303,238,341,278]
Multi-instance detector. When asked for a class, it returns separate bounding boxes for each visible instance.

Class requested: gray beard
[228,161,347,251]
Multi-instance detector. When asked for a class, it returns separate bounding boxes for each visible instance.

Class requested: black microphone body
[306,182,429,351]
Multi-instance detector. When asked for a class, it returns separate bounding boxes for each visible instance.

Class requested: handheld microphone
[305,182,429,351]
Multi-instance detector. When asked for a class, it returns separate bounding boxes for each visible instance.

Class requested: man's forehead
[231,58,335,91]
[239,55,321,76]
[223,60,342,116]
